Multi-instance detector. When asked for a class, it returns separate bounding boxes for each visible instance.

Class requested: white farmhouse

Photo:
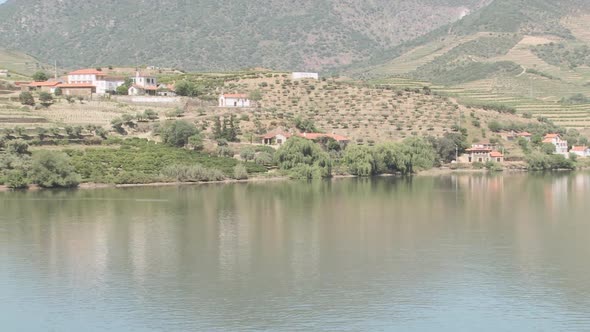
[128,71,158,96]
[543,133,569,155]
[67,68,125,95]
[292,72,319,80]
[570,146,590,157]
[219,94,251,107]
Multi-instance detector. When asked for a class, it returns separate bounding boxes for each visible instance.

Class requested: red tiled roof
[131,85,158,91]
[490,151,504,158]
[544,133,559,139]
[68,69,105,75]
[517,132,532,136]
[27,81,60,87]
[571,146,588,152]
[222,94,248,98]
[13,81,30,86]
[466,148,492,152]
[542,138,554,143]
[57,83,96,88]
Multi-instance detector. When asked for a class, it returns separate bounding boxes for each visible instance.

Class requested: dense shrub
[343,145,375,176]
[5,169,29,189]
[66,139,265,184]
[526,152,575,170]
[233,164,248,180]
[275,137,332,178]
[30,151,81,188]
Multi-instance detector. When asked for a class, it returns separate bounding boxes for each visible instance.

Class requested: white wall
[292,72,319,80]
[219,97,251,107]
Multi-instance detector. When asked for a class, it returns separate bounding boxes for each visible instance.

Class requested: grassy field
[0,49,53,78]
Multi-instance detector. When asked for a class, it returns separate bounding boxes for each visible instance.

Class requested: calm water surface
[1,173,590,331]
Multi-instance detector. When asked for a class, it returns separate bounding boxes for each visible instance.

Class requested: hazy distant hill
[347,0,590,129]
[0,0,488,71]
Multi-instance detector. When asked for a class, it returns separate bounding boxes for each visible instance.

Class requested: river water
[1,173,590,331]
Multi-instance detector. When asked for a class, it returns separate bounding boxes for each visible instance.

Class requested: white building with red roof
[66,68,125,95]
[23,81,61,93]
[570,146,590,157]
[219,93,251,107]
[542,133,568,155]
[128,71,158,96]
[463,144,504,163]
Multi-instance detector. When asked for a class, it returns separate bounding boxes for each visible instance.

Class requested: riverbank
[3,166,589,192]
[0,175,292,192]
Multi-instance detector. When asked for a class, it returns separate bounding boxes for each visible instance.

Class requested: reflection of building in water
[454,175,504,194]
[573,173,590,191]
[543,176,569,214]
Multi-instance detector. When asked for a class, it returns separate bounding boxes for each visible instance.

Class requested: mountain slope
[345,0,590,129]
[0,0,488,71]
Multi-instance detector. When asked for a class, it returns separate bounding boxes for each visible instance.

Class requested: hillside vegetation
[346,0,590,130]
[0,0,487,71]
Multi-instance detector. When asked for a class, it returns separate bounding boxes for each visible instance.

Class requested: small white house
[262,131,291,146]
[543,134,569,155]
[219,94,251,107]
[130,71,157,88]
[0,69,8,77]
[570,146,590,157]
[292,72,319,80]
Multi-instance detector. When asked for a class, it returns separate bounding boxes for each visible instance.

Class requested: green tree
[39,92,54,106]
[488,120,502,132]
[116,85,129,95]
[400,137,436,174]
[19,92,35,106]
[5,169,30,189]
[159,120,199,147]
[188,134,204,151]
[174,80,197,97]
[275,137,331,178]
[248,90,263,101]
[240,147,256,161]
[294,117,318,133]
[36,127,48,141]
[54,87,62,96]
[343,145,375,176]
[541,143,556,155]
[111,117,125,134]
[254,152,273,166]
[32,71,49,82]
[6,139,30,155]
[143,109,159,121]
[29,151,81,188]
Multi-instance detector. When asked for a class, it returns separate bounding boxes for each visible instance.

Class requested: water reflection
[1,173,590,331]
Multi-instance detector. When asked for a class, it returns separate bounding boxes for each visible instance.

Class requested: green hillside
[347,0,590,130]
[0,0,487,71]
[0,49,52,78]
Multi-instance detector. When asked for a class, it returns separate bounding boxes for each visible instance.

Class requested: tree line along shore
[1,117,589,191]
